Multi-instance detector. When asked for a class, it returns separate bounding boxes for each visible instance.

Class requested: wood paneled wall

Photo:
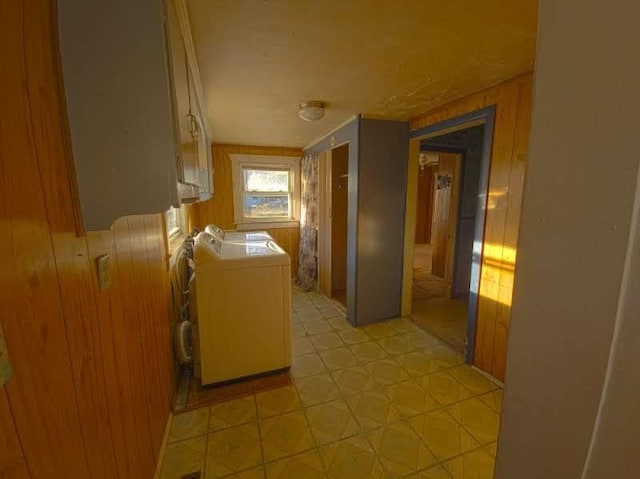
[410,73,533,381]
[415,165,436,244]
[193,144,302,276]
[0,1,173,478]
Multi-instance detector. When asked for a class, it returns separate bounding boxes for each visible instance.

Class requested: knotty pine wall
[192,144,302,276]
[0,2,173,478]
[410,73,533,381]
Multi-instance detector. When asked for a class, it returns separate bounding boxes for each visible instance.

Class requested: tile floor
[159,288,502,479]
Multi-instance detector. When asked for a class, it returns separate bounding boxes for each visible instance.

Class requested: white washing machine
[205,224,273,243]
[193,232,291,386]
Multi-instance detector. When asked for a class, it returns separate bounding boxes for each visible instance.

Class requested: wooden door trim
[317,149,331,296]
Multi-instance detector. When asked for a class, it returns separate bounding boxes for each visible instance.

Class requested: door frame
[402,106,496,363]
[318,143,350,299]
[420,146,467,297]
[318,148,331,296]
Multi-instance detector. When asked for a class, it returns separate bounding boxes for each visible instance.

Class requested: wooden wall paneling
[492,76,533,379]
[86,231,144,479]
[0,1,91,476]
[409,73,533,380]
[112,218,157,476]
[0,390,30,479]
[415,166,436,244]
[473,80,519,375]
[142,215,174,450]
[125,217,166,459]
[23,2,121,475]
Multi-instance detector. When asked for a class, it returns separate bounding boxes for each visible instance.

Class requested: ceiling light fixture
[298,101,325,122]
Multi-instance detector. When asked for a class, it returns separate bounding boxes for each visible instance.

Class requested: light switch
[96,254,111,291]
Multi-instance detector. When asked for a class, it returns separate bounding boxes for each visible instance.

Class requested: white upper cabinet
[57,0,211,231]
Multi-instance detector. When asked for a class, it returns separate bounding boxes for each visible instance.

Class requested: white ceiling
[188,0,538,148]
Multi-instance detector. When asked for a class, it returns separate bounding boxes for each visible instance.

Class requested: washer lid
[218,239,286,259]
[204,224,273,243]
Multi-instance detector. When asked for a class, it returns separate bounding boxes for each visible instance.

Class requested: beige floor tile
[310,331,344,351]
[367,422,436,476]
[297,310,324,322]
[396,351,443,377]
[423,345,464,369]
[337,327,372,345]
[442,448,496,479]
[160,435,206,479]
[291,322,307,338]
[259,410,315,461]
[408,410,479,462]
[445,367,499,396]
[401,330,441,350]
[303,320,333,336]
[420,372,473,406]
[330,366,377,396]
[292,337,316,356]
[320,435,386,479]
[350,341,388,363]
[205,466,265,479]
[365,359,409,386]
[256,386,301,418]
[306,399,360,445]
[291,352,327,378]
[346,390,401,430]
[476,390,503,414]
[445,398,500,445]
[210,396,257,431]
[385,381,441,418]
[326,316,352,330]
[265,450,325,479]
[484,442,497,458]
[319,347,360,370]
[168,407,209,443]
[295,372,341,406]
[206,423,262,477]
[361,322,396,339]
[387,318,419,334]
[377,334,417,356]
[408,465,453,478]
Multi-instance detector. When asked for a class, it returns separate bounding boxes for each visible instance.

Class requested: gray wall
[356,119,409,325]
[421,125,484,297]
[496,0,640,477]
[305,117,360,323]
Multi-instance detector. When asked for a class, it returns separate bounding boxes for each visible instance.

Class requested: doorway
[402,107,495,363]
[318,143,349,309]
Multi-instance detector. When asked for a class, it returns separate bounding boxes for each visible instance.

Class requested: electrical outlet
[96,254,111,291]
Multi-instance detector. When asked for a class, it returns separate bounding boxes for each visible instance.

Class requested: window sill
[236,220,299,231]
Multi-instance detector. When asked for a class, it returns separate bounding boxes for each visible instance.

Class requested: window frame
[165,206,182,239]
[230,154,300,229]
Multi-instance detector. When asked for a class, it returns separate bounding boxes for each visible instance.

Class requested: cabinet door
[58,0,178,230]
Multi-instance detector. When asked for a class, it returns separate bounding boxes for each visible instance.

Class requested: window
[165,206,185,240]
[231,154,300,228]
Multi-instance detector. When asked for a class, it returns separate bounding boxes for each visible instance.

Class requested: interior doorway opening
[403,108,495,363]
[330,143,349,307]
[318,143,350,310]
[412,125,485,354]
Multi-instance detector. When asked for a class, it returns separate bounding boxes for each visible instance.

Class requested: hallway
[412,244,468,355]
[159,287,501,478]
